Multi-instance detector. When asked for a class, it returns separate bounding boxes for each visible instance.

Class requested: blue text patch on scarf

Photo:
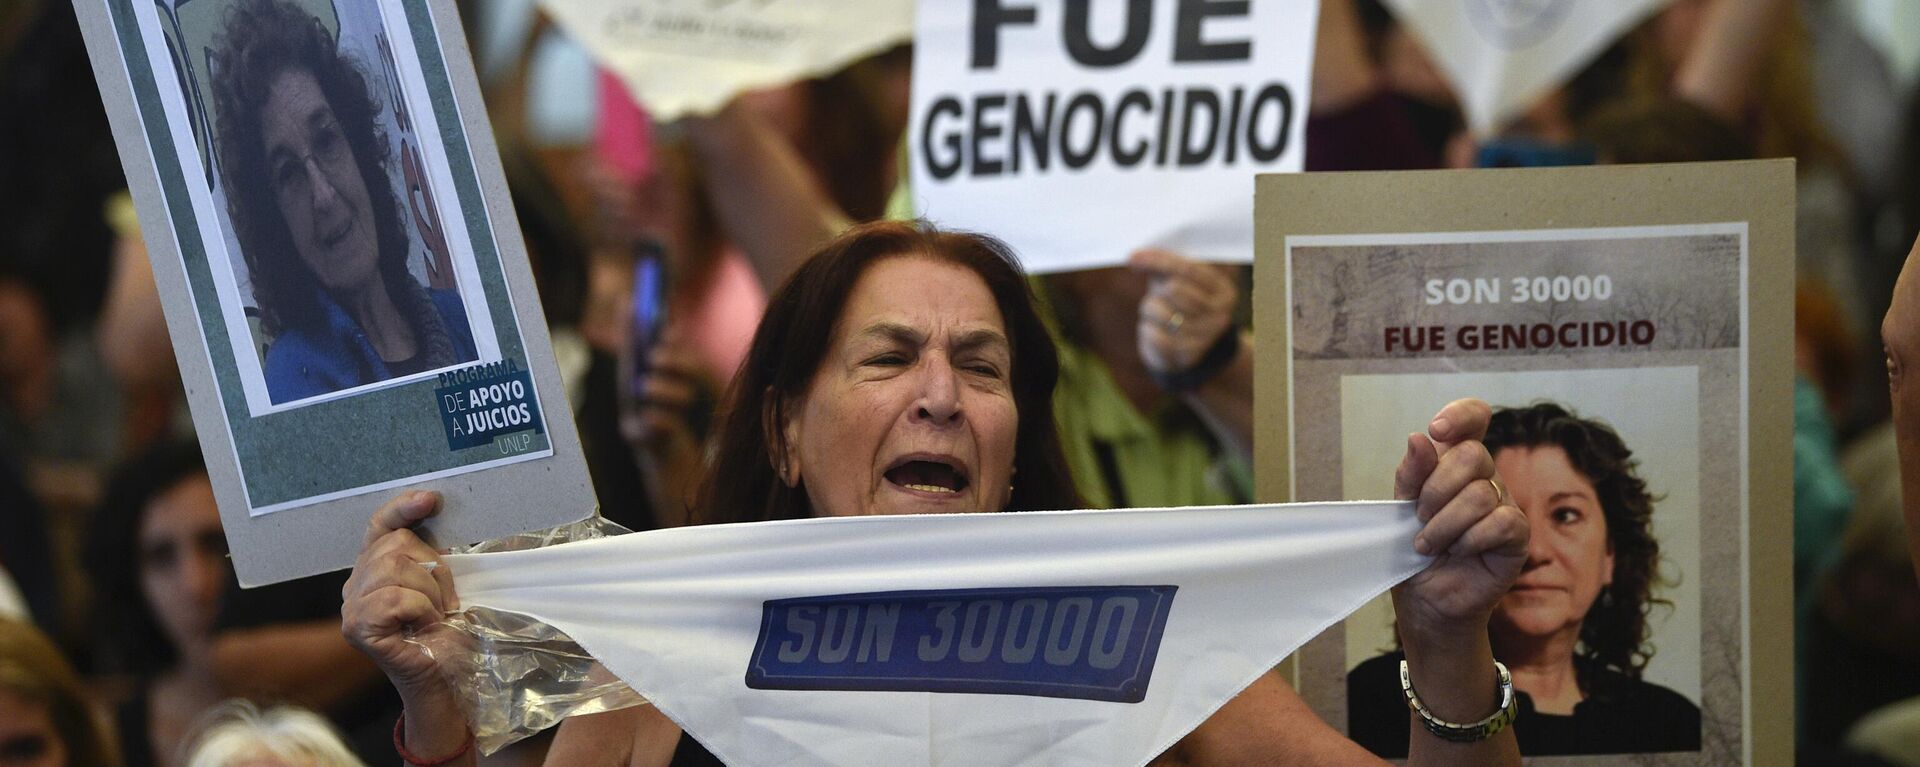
[746,586,1177,703]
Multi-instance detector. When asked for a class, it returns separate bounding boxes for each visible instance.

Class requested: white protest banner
[909,0,1317,273]
[1381,0,1669,137]
[449,502,1425,766]
[539,0,914,120]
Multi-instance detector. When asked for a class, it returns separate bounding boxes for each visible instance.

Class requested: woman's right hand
[340,491,459,692]
[620,323,710,525]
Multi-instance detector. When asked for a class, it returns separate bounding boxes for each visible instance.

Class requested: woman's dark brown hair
[89,440,220,677]
[699,220,1081,524]
[210,0,410,337]
[1485,402,1667,686]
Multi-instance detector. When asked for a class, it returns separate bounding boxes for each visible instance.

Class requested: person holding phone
[617,243,709,524]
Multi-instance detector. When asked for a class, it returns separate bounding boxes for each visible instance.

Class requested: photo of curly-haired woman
[79,0,586,572]
[1333,368,1705,757]
[143,0,497,412]
[210,0,477,404]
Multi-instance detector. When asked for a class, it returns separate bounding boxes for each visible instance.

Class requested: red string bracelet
[393,714,474,766]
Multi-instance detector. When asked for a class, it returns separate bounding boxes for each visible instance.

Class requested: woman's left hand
[1129,249,1238,381]
[1390,398,1530,645]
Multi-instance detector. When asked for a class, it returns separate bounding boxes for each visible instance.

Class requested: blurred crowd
[1,0,1917,764]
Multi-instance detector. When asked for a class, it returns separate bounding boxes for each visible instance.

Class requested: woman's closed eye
[962,359,1004,378]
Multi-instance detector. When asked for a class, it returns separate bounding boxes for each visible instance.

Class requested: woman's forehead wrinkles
[856,321,924,345]
[951,328,1010,354]
[852,321,1008,351]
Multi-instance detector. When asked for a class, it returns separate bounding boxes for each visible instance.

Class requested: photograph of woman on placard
[1346,400,1701,756]
[210,0,477,405]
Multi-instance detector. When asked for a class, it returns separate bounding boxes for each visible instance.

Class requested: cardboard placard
[74,0,595,585]
[1255,161,1794,765]
[909,0,1318,273]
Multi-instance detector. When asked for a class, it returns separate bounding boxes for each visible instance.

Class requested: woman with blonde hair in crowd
[181,700,362,767]
[0,617,116,767]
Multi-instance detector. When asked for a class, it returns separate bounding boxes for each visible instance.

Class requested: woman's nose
[912,356,962,425]
[183,550,224,606]
[306,155,344,211]
[1521,523,1553,571]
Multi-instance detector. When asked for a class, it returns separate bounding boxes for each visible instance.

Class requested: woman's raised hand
[1390,399,1530,643]
[620,322,710,525]
[1129,249,1239,381]
[340,491,459,691]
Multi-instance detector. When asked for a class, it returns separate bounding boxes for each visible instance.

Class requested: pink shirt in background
[594,69,654,187]
[675,248,767,387]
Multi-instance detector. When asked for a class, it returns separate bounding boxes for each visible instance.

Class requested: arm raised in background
[682,99,852,290]
[1130,249,1251,463]
[1671,0,1792,122]
[620,322,708,526]
[211,620,383,713]
[1312,0,1384,115]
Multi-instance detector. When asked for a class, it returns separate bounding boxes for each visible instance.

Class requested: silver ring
[1167,311,1186,332]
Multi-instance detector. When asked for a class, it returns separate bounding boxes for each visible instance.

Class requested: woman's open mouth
[884,456,971,496]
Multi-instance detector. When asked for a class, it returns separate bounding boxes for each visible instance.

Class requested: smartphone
[628,239,668,396]
[1475,137,1596,169]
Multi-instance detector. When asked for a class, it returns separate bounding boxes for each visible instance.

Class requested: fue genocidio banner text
[910,0,1318,273]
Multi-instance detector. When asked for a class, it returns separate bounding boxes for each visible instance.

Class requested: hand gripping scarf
[446,501,1426,766]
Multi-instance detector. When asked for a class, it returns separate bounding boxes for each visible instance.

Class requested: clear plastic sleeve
[406,515,648,754]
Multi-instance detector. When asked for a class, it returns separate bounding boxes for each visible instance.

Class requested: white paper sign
[450,502,1425,766]
[538,0,914,120]
[1381,0,1670,137]
[908,0,1318,273]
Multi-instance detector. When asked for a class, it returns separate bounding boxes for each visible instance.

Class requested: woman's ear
[762,390,802,487]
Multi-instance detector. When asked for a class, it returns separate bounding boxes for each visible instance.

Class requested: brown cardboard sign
[1256,161,1793,765]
